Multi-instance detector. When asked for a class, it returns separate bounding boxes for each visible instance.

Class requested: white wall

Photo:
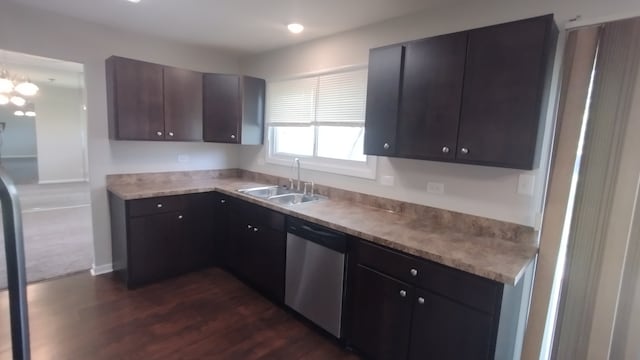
[0,1,241,269]
[34,83,86,183]
[0,110,37,157]
[239,0,640,228]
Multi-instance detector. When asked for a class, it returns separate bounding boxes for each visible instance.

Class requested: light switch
[380,175,395,186]
[427,182,445,194]
[517,174,535,196]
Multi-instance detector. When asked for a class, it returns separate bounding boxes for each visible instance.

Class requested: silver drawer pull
[383,143,390,150]
[418,297,425,305]
[442,146,450,154]
[220,199,226,204]
[178,215,183,220]
[156,131,163,136]
[253,227,259,232]
[168,132,174,137]
[247,224,252,229]
[410,269,418,277]
[399,290,407,297]
[460,147,469,155]
[156,203,163,208]
[230,134,236,139]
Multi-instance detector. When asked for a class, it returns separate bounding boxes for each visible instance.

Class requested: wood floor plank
[0,268,360,360]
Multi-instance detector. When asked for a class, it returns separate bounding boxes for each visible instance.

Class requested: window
[266,67,376,179]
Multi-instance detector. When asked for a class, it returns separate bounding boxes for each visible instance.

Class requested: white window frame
[265,65,377,179]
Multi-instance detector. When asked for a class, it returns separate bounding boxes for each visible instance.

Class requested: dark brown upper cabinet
[363,45,404,156]
[203,74,265,145]
[106,56,203,141]
[457,16,557,168]
[163,67,203,141]
[363,14,558,170]
[397,32,468,161]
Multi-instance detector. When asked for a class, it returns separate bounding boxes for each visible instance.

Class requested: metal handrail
[0,166,30,359]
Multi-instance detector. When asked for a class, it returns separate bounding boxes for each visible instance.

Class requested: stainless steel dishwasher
[285,217,347,338]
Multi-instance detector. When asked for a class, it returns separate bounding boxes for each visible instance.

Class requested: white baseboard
[39,178,88,185]
[91,263,113,276]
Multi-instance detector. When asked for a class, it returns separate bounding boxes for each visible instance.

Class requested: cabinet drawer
[230,198,285,231]
[355,240,501,314]
[128,195,186,217]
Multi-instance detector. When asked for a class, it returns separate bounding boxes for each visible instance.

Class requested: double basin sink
[238,185,324,206]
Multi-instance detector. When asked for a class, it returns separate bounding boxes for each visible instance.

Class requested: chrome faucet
[295,158,301,191]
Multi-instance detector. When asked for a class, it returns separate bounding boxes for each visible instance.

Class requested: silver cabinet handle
[230,134,236,139]
[168,132,174,137]
[442,146,450,154]
[247,224,252,229]
[461,147,469,155]
[220,199,226,204]
[253,227,259,232]
[156,203,163,208]
[383,143,390,150]
[418,297,425,305]
[156,131,163,136]
[178,215,183,220]
[399,290,407,297]
[410,269,418,277]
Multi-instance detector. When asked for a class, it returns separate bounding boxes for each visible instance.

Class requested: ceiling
[1,50,84,89]
[9,0,449,55]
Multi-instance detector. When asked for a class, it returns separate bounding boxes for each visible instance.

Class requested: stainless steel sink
[238,185,292,198]
[237,185,324,205]
[268,193,323,206]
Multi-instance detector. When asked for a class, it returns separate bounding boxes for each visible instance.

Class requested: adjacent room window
[266,67,376,179]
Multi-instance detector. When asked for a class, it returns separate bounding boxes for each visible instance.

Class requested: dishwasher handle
[287,218,347,253]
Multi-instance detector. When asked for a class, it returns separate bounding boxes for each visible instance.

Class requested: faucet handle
[288,178,294,190]
[303,181,315,196]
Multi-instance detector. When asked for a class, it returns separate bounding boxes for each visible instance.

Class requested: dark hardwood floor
[0,268,360,359]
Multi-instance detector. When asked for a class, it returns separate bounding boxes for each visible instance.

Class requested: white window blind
[265,67,375,178]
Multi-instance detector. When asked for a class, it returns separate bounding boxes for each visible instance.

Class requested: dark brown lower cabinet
[228,198,286,302]
[348,239,503,360]
[409,288,495,360]
[128,211,183,285]
[350,265,413,360]
[109,192,215,288]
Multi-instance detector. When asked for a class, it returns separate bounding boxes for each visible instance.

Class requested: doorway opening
[0,50,92,289]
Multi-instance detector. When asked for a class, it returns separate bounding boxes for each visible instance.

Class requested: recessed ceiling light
[127,0,141,3]
[287,23,304,34]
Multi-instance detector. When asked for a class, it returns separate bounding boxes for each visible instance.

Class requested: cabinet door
[177,193,214,273]
[363,45,404,156]
[212,192,231,267]
[128,211,182,286]
[350,265,413,360]
[245,225,286,302]
[409,288,495,360]
[106,56,165,140]
[203,74,241,143]
[458,15,556,168]
[164,67,203,141]
[397,33,467,160]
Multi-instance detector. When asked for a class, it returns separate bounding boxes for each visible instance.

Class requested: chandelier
[0,68,40,107]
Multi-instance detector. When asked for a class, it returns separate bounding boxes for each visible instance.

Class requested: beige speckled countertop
[107,176,538,286]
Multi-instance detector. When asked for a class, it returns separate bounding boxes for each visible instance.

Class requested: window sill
[266,153,377,180]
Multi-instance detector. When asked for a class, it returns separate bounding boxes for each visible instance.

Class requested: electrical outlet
[427,182,445,194]
[380,175,395,186]
[517,174,535,196]
[178,155,190,163]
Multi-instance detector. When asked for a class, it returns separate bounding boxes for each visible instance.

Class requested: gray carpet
[0,182,93,289]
